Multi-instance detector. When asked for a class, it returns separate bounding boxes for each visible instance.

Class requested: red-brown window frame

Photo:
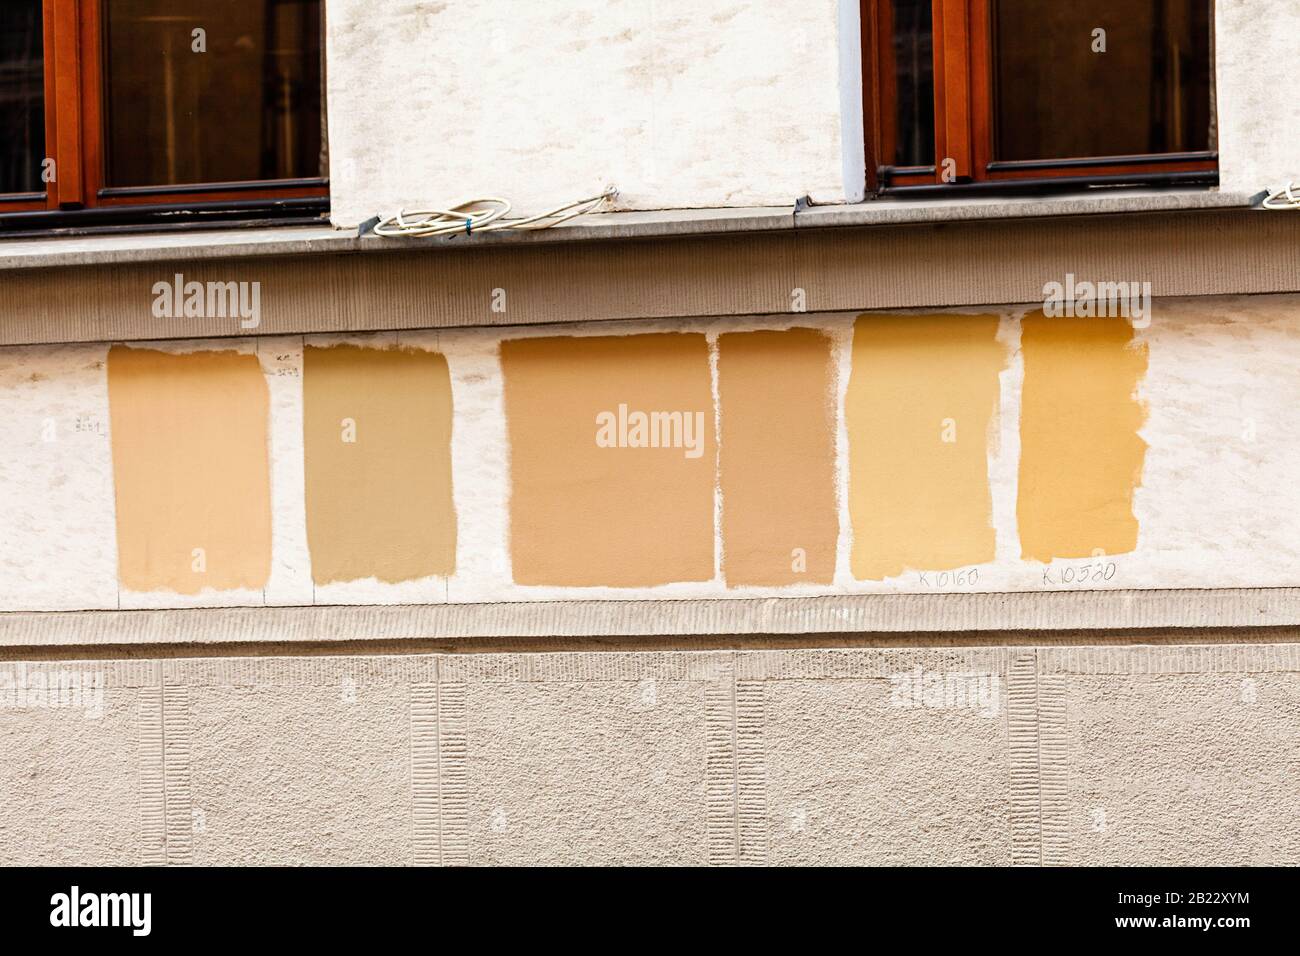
[862,0,1218,193]
[0,0,327,216]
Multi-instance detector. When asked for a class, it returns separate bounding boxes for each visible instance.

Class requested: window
[0,0,325,226]
[863,0,1216,193]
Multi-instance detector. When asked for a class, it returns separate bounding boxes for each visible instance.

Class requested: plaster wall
[1214,0,1300,194]
[323,0,852,226]
[2,295,1300,611]
[1,643,1295,866]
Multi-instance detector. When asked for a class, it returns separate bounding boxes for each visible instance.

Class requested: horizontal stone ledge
[1,588,1298,648]
[0,189,1261,273]
[2,208,1299,348]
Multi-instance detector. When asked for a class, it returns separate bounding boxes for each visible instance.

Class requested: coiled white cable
[1262,181,1300,210]
[372,186,618,237]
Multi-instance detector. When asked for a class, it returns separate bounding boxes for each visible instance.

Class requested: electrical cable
[1262,181,1300,210]
[372,186,618,237]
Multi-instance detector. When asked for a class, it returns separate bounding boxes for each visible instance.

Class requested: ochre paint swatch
[303,344,456,584]
[848,313,1006,580]
[107,346,271,593]
[718,328,838,586]
[1017,311,1148,561]
[501,333,714,587]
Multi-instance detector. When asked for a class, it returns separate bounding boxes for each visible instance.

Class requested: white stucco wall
[5,294,1300,612]
[1214,0,1300,194]
[324,0,852,226]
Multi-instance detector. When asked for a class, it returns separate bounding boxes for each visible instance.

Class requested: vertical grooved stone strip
[705,658,738,866]
[735,680,768,866]
[411,682,440,865]
[138,684,166,866]
[437,681,469,866]
[1007,650,1041,866]
[1038,675,1069,866]
[162,683,193,865]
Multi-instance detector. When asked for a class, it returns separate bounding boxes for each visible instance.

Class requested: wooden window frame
[862,0,1218,194]
[0,0,327,220]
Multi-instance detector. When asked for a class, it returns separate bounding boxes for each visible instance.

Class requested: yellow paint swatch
[719,328,838,586]
[848,313,1006,580]
[107,346,271,593]
[1017,312,1147,561]
[502,333,714,587]
[303,344,456,584]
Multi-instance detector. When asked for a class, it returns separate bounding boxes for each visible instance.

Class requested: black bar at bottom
[0,864,1283,943]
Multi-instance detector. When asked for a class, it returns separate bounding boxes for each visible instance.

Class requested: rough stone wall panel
[2,644,1297,865]
[0,667,138,865]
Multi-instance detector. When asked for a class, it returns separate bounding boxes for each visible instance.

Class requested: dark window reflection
[0,0,44,195]
[993,0,1213,162]
[885,0,935,168]
[104,0,323,188]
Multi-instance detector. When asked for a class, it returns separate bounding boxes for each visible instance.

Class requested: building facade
[1,0,1298,865]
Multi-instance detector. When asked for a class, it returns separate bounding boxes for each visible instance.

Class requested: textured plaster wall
[5,295,1300,611]
[1,643,1296,866]
[0,345,118,610]
[0,683,139,865]
[324,0,851,226]
[1215,0,1300,193]
[763,677,1008,865]
[188,685,412,865]
[1065,672,1300,866]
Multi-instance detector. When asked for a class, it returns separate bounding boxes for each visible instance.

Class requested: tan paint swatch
[303,344,456,584]
[107,346,271,594]
[718,328,838,586]
[502,333,714,587]
[848,313,1006,580]
[1017,311,1148,561]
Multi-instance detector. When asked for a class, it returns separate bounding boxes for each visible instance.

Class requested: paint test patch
[848,313,1006,580]
[718,328,838,586]
[107,346,271,594]
[501,333,714,587]
[1017,311,1148,561]
[302,344,456,585]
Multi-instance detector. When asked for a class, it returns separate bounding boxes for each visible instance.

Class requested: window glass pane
[884,0,935,168]
[993,0,1212,162]
[0,0,44,195]
[103,0,323,188]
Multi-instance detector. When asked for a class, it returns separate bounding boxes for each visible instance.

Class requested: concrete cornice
[1,202,1297,348]
[2,589,1300,650]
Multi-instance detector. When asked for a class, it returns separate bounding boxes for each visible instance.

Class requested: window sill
[796,187,1264,229]
[0,187,1267,272]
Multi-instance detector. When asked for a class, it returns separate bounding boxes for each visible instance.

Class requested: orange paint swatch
[718,328,838,586]
[1017,311,1148,561]
[848,313,1006,580]
[501,333,715,587]
[302,344,456,585]
[107,346,271,594]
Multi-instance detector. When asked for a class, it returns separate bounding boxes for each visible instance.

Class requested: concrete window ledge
[0,188,1266,272]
